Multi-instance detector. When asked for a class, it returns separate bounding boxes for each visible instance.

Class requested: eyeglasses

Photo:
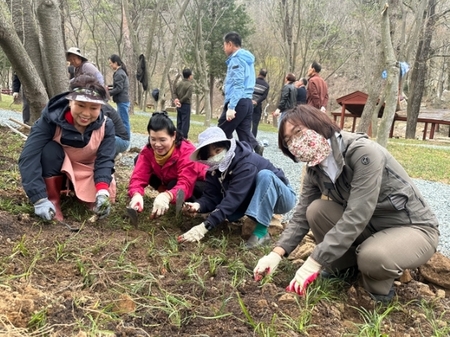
[282,126,304,148]
[152,111,169,117]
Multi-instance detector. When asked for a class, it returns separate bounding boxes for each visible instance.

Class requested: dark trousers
[218,98,259,149]
[176,103,191,139]
[22,96,30,124]
[252,104,262,138]
[41,141,65,177]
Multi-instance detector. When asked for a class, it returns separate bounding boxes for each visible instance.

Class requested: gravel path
[2,108,449,257]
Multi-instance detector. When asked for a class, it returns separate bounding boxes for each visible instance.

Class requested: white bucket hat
[66,47,88,62]
[190,127,231,161]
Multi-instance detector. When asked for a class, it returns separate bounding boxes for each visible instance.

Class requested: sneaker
[254,144,264,156]
[368,288,395,304]
[244,233,271,249]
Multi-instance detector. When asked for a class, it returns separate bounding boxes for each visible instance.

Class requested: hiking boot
[254,144,264,156]
[244,233,271,249]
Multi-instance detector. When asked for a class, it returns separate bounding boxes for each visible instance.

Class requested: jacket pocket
[388,194,408,210]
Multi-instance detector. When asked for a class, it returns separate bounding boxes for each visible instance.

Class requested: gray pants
[306,199,439,295]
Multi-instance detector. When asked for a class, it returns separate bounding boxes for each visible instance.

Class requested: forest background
[0,0,449,146]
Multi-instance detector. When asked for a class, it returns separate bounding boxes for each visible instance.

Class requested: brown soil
[0,126,449,337]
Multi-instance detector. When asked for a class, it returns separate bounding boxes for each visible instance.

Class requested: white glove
[151,192,171,218]
[226,109,236,121]
[253,251,282,281]
[93,189,111,219]
[183,202,200,213]
[273,109,281,116]
[129,193,144,212]
[178,222,208,242]
[34,198,56,220]
[320,106,326,113]
[286,257,321,296]
[13,92,19,99]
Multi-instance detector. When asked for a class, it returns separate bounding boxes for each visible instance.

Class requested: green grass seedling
[418,299,450,337]
[350,303,399,337]
[12,234,29,257]
[28,307,48,331]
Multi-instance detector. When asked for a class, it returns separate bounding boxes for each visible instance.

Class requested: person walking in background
[12,73,30,125]
[18,74,115,222]
[66,47,104,85]
[108,54,131,137]
[295,77,307,105]
[218,32,264,156]
[254,105,439,303]
[173,68,193,139]
[273,73,296,126]
[306,61,328,113]
[251,69,270,138]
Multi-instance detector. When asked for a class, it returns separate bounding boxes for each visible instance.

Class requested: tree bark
[36,0,69,97]
[0,1,48,120]
[405,0,436,139]
[377,3,400,148]
[121,0,136,114]
[156,0,190,112]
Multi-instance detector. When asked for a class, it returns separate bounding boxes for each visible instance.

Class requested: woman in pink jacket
[128,111,207,219]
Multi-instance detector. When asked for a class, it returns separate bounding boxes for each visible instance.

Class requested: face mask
[287,129,331,166]
[206,149,227,166]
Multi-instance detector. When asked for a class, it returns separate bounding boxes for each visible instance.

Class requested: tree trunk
[121,0,136,114]
[0,1,48,120]
[36,0,68,97]
[377,3,400,148]
[156,0,190,112]
[193,0,211,127]
[405,0,436,139]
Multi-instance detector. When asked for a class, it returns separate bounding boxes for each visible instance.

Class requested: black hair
[286,73,296,82]
[109,54,128,76]
[259,69,267,77]
[197,141,231,160]
[300,77,307,86]
[69,73,107,100]
[223,32,242,47]
[311,61,322,73]
[182,68,192,79]
[147,111,183,147]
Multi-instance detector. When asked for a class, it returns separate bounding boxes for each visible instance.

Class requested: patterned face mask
[287,129,331,166]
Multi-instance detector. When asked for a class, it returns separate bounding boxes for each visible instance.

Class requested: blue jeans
[228,170,296,226]
[117,102,131,137]
[115,136,130,157]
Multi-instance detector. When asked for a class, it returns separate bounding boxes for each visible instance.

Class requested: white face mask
[206,149,227,166]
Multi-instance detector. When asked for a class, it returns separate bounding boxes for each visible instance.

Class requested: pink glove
[286,257,321,295]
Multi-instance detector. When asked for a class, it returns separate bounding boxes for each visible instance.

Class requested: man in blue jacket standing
[219,32,264,156]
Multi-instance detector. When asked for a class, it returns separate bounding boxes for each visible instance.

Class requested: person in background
[66,47,104,85]
[108,54,131,138]
[254,105,439,303]
[12,73,30,125]
[128,112,207,220]
[306,61,328,113]
[273,73,296,126]
[295,77,307,105]
[179,127,296,249]
[18,74,116,221]
[219,32,264,156]
[102,103,130,157]
[173,68,194,139]
[251,68,270,138]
